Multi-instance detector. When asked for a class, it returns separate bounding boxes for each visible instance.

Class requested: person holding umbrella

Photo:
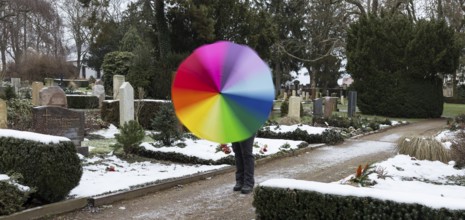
[223,134,256,194]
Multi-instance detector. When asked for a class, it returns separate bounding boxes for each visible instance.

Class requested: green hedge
[67,95,99,109]
[253,186,465,219]
[257,128,344,145]
[101,100,170,129]
[136,147,235,165]
[0,180,29,216]
[444,97,465,104]
[0,137,82,203]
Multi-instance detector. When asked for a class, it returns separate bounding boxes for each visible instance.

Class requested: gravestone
[283,92,287,101]
[11,78,20,94]
[348,91,357,117]
[312,98,323,118]
[32,106,87,155]
[32,82,44,106]
[92,84,105,108]
[340,96,345,105]
[305,92,309,101]
[44,78,55,87]
[292,90,296,96]
[39,86,67,108]
[119,82,134,126]
[288,96,301,119]
[0,99,6,128]
[113,75,125,100]
[324,97,337,118]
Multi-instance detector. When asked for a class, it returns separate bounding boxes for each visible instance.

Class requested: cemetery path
[55,118,447,220]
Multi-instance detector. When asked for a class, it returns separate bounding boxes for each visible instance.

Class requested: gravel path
[55,118,447,220]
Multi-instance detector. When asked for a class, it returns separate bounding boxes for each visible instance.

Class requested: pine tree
[113,120,145,156]
[150,103,183,146]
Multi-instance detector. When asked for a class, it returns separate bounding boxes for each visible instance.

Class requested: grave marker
[119,82,134,126]
[0,99,6,128]
[113,75,125,99]
[32,82,44,106]
[348,91,357,117]
[39,86,67,108]
[288,96,301,119]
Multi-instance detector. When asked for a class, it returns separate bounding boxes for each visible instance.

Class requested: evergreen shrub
[0,175,31,216]
[150,103,183,146]
[113,120,145,156]
[67,95,99,109]
[6,99,33,130]
[136,147,235,165]
[280,101,289,117]
[253,186,465,219]
[451,131,465,168]
[0,136,82,203]
[257,128,344,145]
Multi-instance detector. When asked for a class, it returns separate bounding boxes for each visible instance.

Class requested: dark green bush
[257,127,344,145]
[0,174,31,216]
[0,136,82,203]
[113,120,145,156]
[254,186,465,219]
[2,85,16,101]
[280,101,289,117]
[67,95,99,109]
[101,100,170,129]
[150,103,183,146]
[444,97,465,104]
[6,99,33,130]
[136,146,235,165]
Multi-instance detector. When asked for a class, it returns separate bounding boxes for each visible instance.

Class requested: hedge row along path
[56,118,447,220]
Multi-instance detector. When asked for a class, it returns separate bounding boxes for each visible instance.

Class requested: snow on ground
[140,138,309,161]
[0,174,8,181]
[264,124,327,134]
[70,155,228,198]
[0,129,70,144]
[262,154,465,210]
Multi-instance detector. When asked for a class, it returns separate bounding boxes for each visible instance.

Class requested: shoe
[241,186,253,194]
[233,183,243,191]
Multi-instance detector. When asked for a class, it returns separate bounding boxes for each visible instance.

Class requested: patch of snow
[0,129,70,144]
[90,124,119,138]
[264,125,327,134]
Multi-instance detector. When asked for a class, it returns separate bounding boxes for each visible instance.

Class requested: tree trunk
[452,70,458,98]
[274,62,281,97]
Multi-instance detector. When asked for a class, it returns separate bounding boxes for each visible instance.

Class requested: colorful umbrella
[172,41,274,143]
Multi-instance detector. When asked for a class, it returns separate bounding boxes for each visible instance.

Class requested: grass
[442,103,465,118]
[396,136,450,163]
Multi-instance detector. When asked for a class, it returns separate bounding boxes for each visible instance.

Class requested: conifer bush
[0,173,32,216]
[150,103,183,146]
[0,136,82,203]
[112,120,145,156]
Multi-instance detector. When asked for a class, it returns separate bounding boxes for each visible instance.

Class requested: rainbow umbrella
[172,41,274,143]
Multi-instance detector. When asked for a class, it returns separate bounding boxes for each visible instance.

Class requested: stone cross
[119,82,134,126]
[113,75,125,100]
[0,99,6,128]
[32,81,44,106]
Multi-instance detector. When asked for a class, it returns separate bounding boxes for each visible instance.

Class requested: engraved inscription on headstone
[32,106,87,155]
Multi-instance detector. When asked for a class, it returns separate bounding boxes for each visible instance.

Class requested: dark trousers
[232,135,255,187]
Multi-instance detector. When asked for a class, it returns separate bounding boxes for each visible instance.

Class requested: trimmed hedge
[257,128,344,145]
[253,186,465,219]
[0,181,29,216]
[444,97,465,104]
[0,137,82,203]
[67,95,99,109]
[136,147,236,165]
[101,100,170,129]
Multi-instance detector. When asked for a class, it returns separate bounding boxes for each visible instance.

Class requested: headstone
[340,96,345,105]
[312,98,323,118]
[39,86,67,108]
[348,91,357,117]
[283,92,287,101]
[288,96,301,119]
[32,106,87,155]
[324,97,337,118]
[292,90,296,96]
[0,99,7,128]
[92,84,105,108]
[113,75,125,99]
[11,78,20,94]
[44,78,55,87]
[32,82,44,106]
[119,82,134,126]
[305,92,309,101]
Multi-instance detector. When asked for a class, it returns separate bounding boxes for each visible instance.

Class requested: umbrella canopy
[172,41,274,143]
